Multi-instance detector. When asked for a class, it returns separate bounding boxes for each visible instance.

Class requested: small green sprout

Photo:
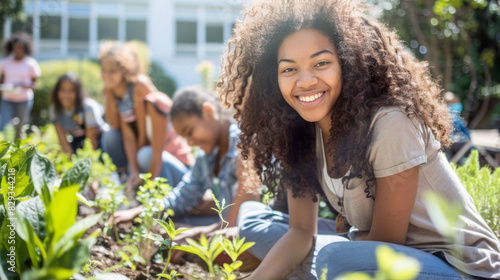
[175,233,224,275]
[104,245,145,272]
[156,270,182,280]
[143,218,188,280]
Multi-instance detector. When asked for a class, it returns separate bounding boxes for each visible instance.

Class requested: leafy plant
[175,233,224,276]
[0,142,102,279]
[130,173,173,261]
[94,178,128,241]
[104,245,145,272]
[210,193,234,233]
[450,150,500,238]
[143,218,188,280]
[156,270,182,280]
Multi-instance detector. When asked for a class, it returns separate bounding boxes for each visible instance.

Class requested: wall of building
[3,0,246,88]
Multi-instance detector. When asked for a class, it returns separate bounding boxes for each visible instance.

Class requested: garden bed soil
[78,205,249,280]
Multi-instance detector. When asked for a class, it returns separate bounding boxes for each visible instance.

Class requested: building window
[40,16,61,39]
[176,21,197,44]
[11,16,33,35]
[68,18,89,41]
[126,20,146,42]
[98,18,118,40]
[206,24,223,43]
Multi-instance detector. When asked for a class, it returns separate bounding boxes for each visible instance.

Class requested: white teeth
[299,91,325,102]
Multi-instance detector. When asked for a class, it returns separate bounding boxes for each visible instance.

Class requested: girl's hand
[126,170,141,189]
[108,206,142,225]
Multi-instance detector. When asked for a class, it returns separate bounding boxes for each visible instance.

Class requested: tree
[0,0,24,40]
[373,0,500,127]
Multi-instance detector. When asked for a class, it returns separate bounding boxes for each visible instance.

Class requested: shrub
[32,60,104,126]
[451,150,500,238]
[148,61,176,97]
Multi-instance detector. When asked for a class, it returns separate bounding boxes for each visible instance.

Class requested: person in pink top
[0,33,41,138]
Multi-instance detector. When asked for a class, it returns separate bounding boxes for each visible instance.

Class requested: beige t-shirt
[316,106,500,279]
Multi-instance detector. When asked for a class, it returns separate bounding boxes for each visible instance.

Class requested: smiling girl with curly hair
[217,0,500,279]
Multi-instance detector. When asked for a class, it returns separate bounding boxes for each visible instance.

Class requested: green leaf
[238,241,255,255]
[46,186,79,253]
[0,142,10,160]
[60,158,91,191]
[16,181,34,200]
[8,148,25,169]
[15,210,46,268]
[30,151,57,195]
[154,218,175,239]
[52,213,102,260]
[142,233,164,243]
[76,192,93,207]
[16,197,46,240]
[22,266,75,280]
[39,181,52,208]
[375,245,421,280]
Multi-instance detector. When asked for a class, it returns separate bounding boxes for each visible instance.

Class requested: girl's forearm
[248,228,314,280]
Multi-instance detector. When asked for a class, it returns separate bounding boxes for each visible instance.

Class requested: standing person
[0,33,41,139]
[50,72,107,154]
[217,0,500,279]
[99,41,194,189]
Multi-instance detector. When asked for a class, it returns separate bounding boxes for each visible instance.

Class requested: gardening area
[1,0,500,279]
[0,127,255,280]
[0,122,499,280]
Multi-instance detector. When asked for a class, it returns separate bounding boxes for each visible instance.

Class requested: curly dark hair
[98,41,141,83]
[3,32,33,56]
[217,0,452,200]
[51,72,84,115]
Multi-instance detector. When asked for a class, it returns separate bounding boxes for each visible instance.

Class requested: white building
[3,0,246,87]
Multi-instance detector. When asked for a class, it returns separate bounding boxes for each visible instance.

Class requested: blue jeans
[237,201,473,280]
[0,99,33,138]
[316,241,473,280]
[237,201,338,279]
[101,128,189,187]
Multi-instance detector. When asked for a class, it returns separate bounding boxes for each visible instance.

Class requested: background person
[0,33,41,139]
[99,41,194,190]
[50,72,107,154]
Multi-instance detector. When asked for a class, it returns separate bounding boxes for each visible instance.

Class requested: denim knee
[101,129,127,169]
[136,146,152,173]
[316,241,472,280]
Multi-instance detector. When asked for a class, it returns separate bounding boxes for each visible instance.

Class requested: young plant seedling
[210,193,234,234]
[104,245,145,272]
[175,233,224,276]
[156,270,182,280]
[134,173,174,261]
[143,218,188,280]
[94,178,129,241]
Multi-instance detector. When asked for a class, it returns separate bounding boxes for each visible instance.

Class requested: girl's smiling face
[277,28,342,126]
[171,104,220,154]
[58,80,77,110]
[101,58,125,92]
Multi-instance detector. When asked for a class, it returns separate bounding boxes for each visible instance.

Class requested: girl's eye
[315,61,329,67]
[282,68,294,73]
